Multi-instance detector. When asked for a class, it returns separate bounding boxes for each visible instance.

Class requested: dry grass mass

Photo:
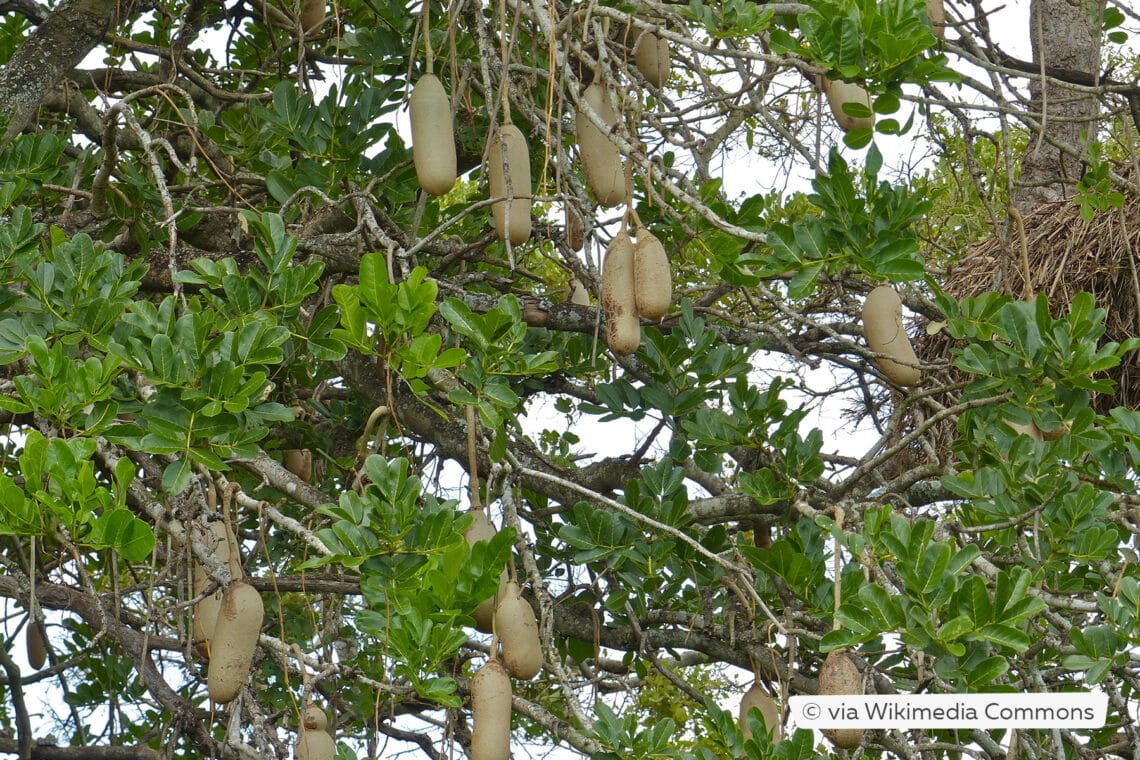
[919,181,1140,415]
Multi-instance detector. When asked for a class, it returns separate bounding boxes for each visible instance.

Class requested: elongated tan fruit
[488,124,532,244]
[283,448,312,482]
[602,231,640,355]
[410,74,458,197]
[304,705,328,730]
[1006,420,1043,441]
[206,580,264,703]
[739,682,781,742]
[566,207,584,251]
[296,729,333,758]
[819,650,863,749]
[576,84,626,207]
[26,620,46,670]
[861,285,921,386]
[568,278,590,306]
[926,0,946,39]
[633,227,671,320]
[633,31,670,87]
[494,581,542,680]
[193,521,243,656]
[822,78,874,132]
[471,660,512,760]
[465,508,507,633]
[299,0,324,31]
[296,706,336,760]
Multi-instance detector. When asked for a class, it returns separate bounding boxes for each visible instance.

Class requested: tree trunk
[0,0,119,143]
[1012,0,1105,214]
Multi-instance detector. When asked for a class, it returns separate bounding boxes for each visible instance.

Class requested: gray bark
[0,740,162,760]
[0,0,119,143]
[1012,0,1105,213]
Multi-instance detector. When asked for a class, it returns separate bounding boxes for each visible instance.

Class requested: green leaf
[945,544,981,577]
[859,582,905,628]
[357,252,394,314]
[20,432,47,495]
[787,262,824,299]
[865,142,884,176]
[332,285,370,351]
[834,603,877,635]
[439,298,486,349]
[976,623,1030,652]
[997,300,1042,358]
[841,100,873,119]
[954,575,992,626]
[0,393,31,414]
[162,458,194,495]
[489,426,508,462]
[872,91,901,114]
[994,567,1033,615]
[1070,625,1122,659]
[0,477,40,535]
[916,542,951,595]
[966,656,1009,687]
[415,676,461,707]
[89,509,156,562]
[1086,660,1112,684]
[820,628,859,651]
[792,219,828,260]
[844,127,874,149]
[1001,595,1045,624]
[935,614,974,642]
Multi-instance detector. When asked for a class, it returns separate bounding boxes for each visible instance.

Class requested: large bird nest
[918,180,1140,416]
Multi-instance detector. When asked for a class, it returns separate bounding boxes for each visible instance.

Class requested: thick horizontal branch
[236,452,336,515]
[688,492,789,525]
[550,600,817,695]
[872,478,955,508]
[0,577,185,657]
[459,291,779,352]
[975,43,1140,92]
[245,574,360,596]
[0,739,161,760]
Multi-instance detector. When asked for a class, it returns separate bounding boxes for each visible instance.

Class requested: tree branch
[0,576,213,754]
[551,598,818,693]
[0,644,32,760]
[339,351,644,499]
[0,0,45,23]
[0,739,162,760]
